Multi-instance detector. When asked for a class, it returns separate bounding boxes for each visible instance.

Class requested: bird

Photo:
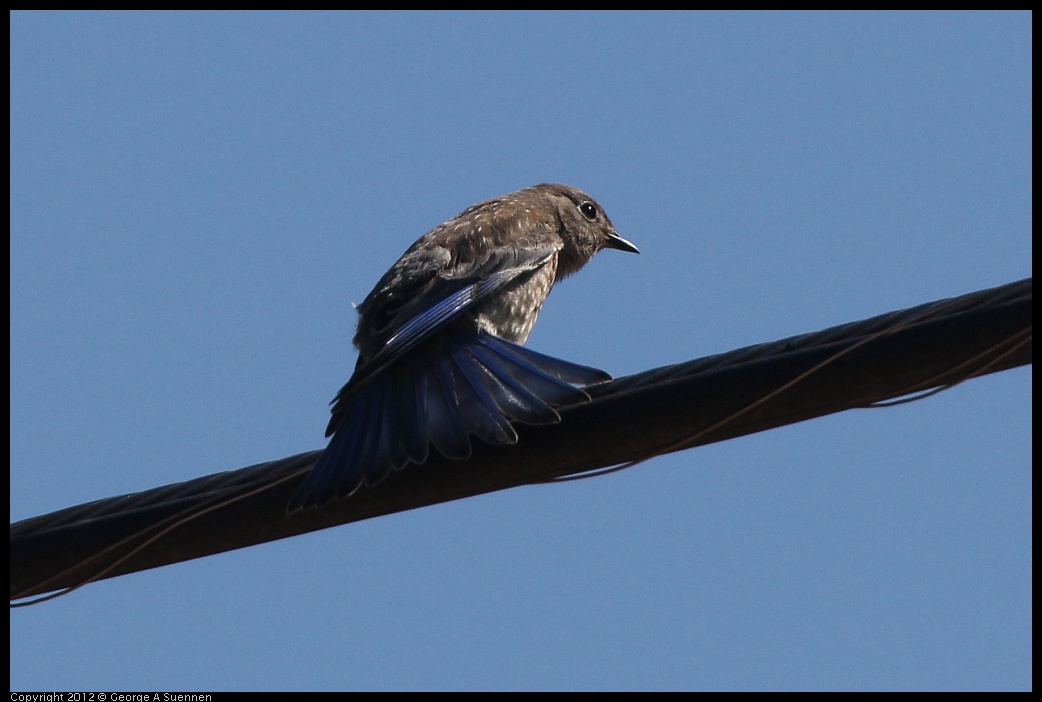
[287,183,638,512]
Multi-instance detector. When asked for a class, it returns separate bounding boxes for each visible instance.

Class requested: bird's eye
[579,202,598,221]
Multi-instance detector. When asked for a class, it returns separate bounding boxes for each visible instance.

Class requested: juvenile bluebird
[288,183,638,512]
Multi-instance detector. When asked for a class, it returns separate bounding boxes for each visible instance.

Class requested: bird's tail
[286,332,611,512]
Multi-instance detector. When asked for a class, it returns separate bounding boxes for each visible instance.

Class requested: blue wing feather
[288,245,615,512]
[288,328,615,511]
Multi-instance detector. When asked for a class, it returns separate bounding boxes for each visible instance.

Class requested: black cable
[10,278,1031,602]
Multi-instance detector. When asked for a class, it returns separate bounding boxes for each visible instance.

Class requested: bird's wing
[338,242,560,402]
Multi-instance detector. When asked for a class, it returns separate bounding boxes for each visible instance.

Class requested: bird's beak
[604,230,639,254]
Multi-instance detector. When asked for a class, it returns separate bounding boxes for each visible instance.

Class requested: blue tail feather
[464,343,564,423]
[477,333,612,389]
[287,330,613,512]
[392,355,427,466]
[446,347,520,444]
[426,352,474,460]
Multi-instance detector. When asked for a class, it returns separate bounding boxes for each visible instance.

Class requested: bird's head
[533,183,638,277]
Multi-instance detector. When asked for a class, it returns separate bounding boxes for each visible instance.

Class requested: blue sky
[10,11,1030,691]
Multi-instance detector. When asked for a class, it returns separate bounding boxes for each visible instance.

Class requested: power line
[10,278,1031,602]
